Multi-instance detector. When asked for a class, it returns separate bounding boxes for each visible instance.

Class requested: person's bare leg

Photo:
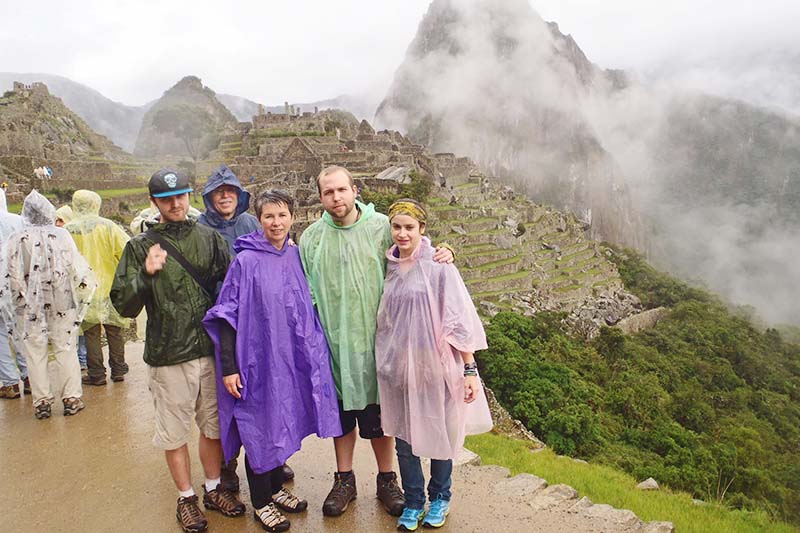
[333,429,358,471]
[198,434,223,480]
[165,445,193,491]
[370,435,395,472]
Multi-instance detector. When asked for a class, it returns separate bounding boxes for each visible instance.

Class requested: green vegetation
[465,433,796,533]
[479,246,800,524]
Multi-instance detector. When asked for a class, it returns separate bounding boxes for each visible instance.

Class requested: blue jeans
[0,319,27,386]
[395,438,452,510]
[77,335,87,369]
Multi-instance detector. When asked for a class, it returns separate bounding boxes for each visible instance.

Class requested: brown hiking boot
[176,495,208,532]
[0,384,20,399]
[322,472,357,517]
[203,483,245,517]
[82,375,106,386]
[23,377,31,394]
[376,472,405,516]
[221,458,240,492]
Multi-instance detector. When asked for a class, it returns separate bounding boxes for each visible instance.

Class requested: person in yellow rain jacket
[64,190,131,386]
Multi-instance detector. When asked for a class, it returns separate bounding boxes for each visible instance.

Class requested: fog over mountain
[378,0,800,325]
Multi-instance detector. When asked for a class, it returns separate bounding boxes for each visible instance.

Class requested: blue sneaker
[397,507,425,531]
[422,499,450,528]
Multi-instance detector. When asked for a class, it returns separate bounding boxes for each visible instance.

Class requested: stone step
[462,256,523,280]
[466,270,532,293]
[460,217,501,233]
[462,247,518,268]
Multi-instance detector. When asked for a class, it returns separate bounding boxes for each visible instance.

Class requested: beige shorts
[147,356,220,450]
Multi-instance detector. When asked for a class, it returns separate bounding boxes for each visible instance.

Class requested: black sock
[337,470,354,479]
[378,471,396,481]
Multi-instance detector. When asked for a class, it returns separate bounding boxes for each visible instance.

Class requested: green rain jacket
[300,201,393,411]
[110,219,231,367]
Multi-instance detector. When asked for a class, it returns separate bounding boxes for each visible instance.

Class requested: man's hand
[464,375,478,403]
[223,373,243,399]
[433,245,454,264]
[145,243,168,275]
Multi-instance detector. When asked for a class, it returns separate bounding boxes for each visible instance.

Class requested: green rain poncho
[64,190,131,328]
[300,201,392,411]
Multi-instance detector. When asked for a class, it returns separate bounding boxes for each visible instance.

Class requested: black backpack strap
[145,230,212,299]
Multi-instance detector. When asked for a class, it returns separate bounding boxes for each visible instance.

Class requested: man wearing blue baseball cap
[112,168,244,532]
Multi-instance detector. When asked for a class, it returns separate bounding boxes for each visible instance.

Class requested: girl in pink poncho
[375,199,492,531]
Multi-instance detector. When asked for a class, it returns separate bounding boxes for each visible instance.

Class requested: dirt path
[0,343,672,532]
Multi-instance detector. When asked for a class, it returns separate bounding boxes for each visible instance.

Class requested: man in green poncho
[300,165,453,518]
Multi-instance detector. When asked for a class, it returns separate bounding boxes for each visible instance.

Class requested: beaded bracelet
[464,361,478,377]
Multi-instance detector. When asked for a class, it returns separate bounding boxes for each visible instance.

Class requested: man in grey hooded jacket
[197,165,259,255]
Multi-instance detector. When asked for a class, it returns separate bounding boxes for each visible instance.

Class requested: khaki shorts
[147,356,220,450]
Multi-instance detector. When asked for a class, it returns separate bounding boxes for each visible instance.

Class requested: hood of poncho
[72,190,102,217]
[22,190,55,226]
[234,230,289,256]
[0,189,7,214]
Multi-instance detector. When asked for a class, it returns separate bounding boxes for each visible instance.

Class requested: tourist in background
[0,188,28,400]
[0,190,96,419]
[375,199,492,531]
[65,190,131,386]
[55,204,88,374]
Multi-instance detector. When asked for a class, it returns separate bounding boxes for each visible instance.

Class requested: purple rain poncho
[203,230,341,474]
[376,237,493,460]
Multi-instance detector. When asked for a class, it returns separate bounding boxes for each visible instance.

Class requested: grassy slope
[465,433,796,533]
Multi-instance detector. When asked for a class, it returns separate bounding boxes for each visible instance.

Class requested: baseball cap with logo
[149,168,193,198]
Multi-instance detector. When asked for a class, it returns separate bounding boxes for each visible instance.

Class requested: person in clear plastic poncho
[65,190,131,385]
[375,199,492,530]
[0,188,28,399]
[0,190,97,419]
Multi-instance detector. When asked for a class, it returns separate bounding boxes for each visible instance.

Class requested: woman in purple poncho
[203,189,341,532]
[376,199,493,531]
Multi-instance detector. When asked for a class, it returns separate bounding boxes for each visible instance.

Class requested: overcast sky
[2,0,799,108]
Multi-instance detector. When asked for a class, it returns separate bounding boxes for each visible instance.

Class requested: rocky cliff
[375,0,643,249]
[134,76,236,159]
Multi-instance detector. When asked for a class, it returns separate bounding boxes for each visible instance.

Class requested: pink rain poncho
[376,237,492,460]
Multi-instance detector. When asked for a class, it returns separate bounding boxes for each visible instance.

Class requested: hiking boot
[202,483,245,517]
[23,377,31,394]
[377,472,405,516]
[273,487,307,513]
[111,374,125,382]
[397,507,425,531]
[282,463,295,481]
[0,384,20,399]
[63,397,85,416]
[221,458,240,492]
[422,498,450,528]
[176,495,208,532]
[34,401,51,419]
[82,375,106,386]
[322,472,357,517]
[253,503,290,532]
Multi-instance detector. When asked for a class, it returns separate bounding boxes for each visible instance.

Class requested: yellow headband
[388,200,427,224]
